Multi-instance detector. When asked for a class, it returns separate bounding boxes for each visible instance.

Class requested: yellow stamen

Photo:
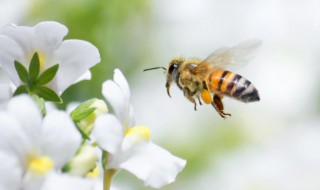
[125,126,151,142]
[28,156,53,175]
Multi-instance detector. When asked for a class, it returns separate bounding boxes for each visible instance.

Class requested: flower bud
[71,98,108,136]
[63,145,98,176]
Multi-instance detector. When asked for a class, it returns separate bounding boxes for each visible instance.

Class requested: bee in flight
[144,40,261,118]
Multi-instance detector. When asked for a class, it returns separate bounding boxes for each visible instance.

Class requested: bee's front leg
[183,87,197,110]
[211,94,231,118]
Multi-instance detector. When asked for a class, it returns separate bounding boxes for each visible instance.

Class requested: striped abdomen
[206,70,260,102]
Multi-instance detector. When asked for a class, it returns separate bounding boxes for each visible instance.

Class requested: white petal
[119,142,186,188]
[2,23,36,60]
[102,80,129,125]
[44,102,58,113]
[0,35,24,86]
[23,171,46,190]
[0,83,12,103]
[113,69,130,101]
[40,111,81,169]
[92,114,123,154]
[2,22,67,66]
[32,22,68,71]
[0,152,22,190]
[0,112,32,162]
[53,39,100,94]
[74,70,92,84]
[41,173,94,190]
[7,95,42,141]
[33,21,68,51]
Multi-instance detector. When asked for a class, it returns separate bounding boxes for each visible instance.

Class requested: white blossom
[0,21,100,94]
[0,95,93,190]
[92,69,186,188]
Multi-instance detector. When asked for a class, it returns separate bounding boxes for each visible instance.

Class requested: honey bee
[144,40,261,118]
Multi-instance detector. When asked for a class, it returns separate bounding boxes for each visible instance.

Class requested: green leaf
[28,52,40,82]
[36,64,59,86]
[14,61,28,83]
[35,86,62,103]
[13,85,28,96]
[70,98,98,118]
[71,107,96,122]
[61,163,72,173]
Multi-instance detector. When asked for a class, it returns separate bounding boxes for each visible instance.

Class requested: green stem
[102,151,117,190]
[103,168,117,190]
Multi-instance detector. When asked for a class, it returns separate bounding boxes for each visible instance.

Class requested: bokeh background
[2,0,320,189]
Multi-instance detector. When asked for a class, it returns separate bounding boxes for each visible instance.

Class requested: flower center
[37,52,46,71]
[125,126,151,142]
[28,155,54,175]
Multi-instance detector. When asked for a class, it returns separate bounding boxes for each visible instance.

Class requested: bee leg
[211,94,231,118]
[183,87,197,110]
[197,96,202,105]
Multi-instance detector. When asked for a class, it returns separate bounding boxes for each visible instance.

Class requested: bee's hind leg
[211,94,231,118]
[183,87,197,110]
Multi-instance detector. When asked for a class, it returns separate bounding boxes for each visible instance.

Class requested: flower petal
[40,111,81,169]
[0,112,32,162]
[113,69,130,101]
[33,21,68,51]
[22,171,46,190]
[2,22,67,64]
[0,83,12,104]
[53,39,100,94]
[74,70,92,84]
[6,95,42,141]
[2,23,37,61]
[0,152,22,190]
[0,35,24,86]
[102,80,129,126]
[92,114,123,155]
[41,173,94,190]
[119,141,186,188]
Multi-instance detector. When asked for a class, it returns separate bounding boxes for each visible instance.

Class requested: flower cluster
[0,21,186,190]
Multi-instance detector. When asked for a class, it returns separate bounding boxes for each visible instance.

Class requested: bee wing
[192,39,262,75]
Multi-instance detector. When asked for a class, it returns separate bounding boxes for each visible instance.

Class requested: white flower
[0,95,92,190]
[92,69,186,188]
[0,21,100,95]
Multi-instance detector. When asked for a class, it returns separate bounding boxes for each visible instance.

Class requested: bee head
[166,56,184,97]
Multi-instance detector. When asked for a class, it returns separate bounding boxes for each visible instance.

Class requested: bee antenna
[143,67,167,72]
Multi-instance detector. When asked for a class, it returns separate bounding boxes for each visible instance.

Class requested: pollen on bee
[201,89,212,104]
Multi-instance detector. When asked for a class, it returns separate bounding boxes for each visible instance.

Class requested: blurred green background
[2,0,320,189]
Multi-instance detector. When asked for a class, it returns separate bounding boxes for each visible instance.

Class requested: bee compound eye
[168,64,178,74]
